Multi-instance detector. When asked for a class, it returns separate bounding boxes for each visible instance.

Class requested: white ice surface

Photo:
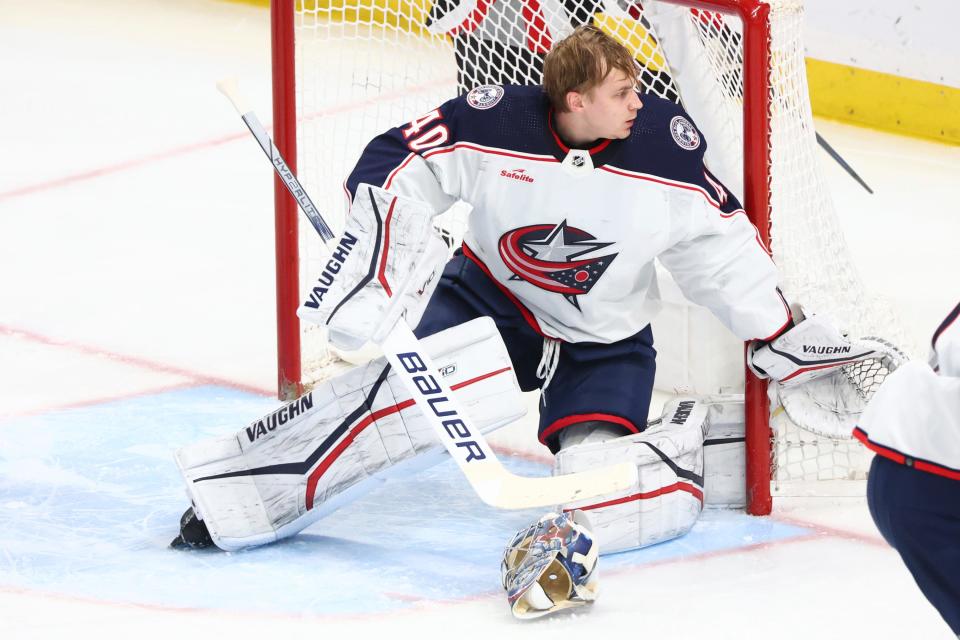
[1,1,958,638]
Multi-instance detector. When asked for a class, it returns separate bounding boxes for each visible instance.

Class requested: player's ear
[566,90,584,113]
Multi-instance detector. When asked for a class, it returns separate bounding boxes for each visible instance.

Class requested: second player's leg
[867,455,960,635]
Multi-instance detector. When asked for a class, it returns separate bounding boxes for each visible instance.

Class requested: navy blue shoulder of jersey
[448,85,557,153]
[612,94,743,213]
[346,86,743,214]
[615,94,707,176]
[345,85,555,199]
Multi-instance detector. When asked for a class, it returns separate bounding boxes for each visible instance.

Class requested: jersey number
[403,109,450,152]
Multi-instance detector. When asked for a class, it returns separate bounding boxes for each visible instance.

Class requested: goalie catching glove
[298,184,448,351]
[750,312,884,387]
[750,310,906,438]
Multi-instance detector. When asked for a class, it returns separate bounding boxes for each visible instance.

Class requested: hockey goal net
[269,0,906,514]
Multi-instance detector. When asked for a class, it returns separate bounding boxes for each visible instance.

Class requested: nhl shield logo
[467,85,505,110]
[669,115,701,150]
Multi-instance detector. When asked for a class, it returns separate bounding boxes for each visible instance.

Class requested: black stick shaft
[816,132,874,195]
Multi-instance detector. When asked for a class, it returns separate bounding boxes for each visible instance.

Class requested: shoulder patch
[466,85,504,110]
[669,115,701,150]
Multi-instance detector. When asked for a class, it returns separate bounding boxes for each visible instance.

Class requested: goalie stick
[217,78,636,509]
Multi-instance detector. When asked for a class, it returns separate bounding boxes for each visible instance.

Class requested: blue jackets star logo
[498,220,618,310]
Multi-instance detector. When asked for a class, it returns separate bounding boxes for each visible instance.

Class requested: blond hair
[543,26,637,112]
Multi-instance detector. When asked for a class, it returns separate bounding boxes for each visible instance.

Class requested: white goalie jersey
[344,85,791,345]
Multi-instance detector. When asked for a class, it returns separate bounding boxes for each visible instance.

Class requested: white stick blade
[472,462,638,510]
[216,77,249,115]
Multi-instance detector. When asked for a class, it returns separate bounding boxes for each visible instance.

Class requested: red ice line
[0,78,453,202]
[0,81,455,412]
[0,324,273,419]
[0,77,454,414]
[0,513,888,623]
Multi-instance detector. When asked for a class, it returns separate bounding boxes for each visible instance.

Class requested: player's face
[581,69,642,140]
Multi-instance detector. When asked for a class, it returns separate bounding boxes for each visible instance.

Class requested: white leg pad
[554,398,708,555]
[175,317,525,551]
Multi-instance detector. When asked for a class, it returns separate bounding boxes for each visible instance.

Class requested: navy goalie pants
[867,454,960,635]
[414,249,657,453]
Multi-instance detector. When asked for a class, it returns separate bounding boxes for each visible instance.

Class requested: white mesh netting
[288,0,912,490]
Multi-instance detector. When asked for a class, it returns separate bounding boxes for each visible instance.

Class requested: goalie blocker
[297,183,449,352]
[174,317,525,551]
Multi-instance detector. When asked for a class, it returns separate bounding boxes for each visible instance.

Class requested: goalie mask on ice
[298,183,449,351]
[501,510,599,620]
[174,318,525,551]
[498,397,723,604]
